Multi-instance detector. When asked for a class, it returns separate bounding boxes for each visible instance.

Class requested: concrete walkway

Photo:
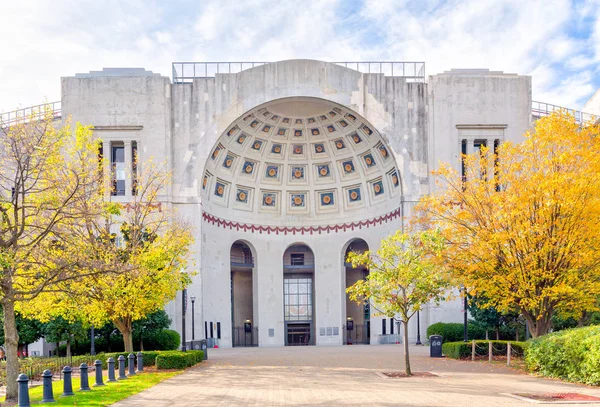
[112,345,600,406]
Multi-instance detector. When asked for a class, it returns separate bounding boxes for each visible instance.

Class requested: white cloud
[0,0,598,113]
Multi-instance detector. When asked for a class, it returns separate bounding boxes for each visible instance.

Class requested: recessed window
[111,144,125,196]
[290,253,305,265]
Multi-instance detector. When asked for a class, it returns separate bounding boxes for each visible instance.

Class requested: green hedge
[427,322,487,342]
[96,350,168,369]
[442,340,528,359]
[155,350,204,370]
[525,325,600,385]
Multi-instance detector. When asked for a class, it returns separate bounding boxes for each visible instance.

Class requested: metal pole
[416,311,422,345]
[191,298,195,341]
[182,288,187,351]
[90,325,95,356]
[463,287,468,342]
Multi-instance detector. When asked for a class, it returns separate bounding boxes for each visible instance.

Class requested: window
[290,253,305,265]
[284,278,313,321]
[111,144,125,196]
[382,319,386,335]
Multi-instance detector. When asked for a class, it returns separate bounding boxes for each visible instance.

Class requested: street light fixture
[191,295,196,341]
[181,288,187,352]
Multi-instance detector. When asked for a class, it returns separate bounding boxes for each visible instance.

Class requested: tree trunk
[140,337,144,351]
[402,320,411,376]
[66,339,71,359]
[485,329,489,340]
[3,299,20,402]
[114,319,134,353]
[495,328,500,340]
[523,313,552,338]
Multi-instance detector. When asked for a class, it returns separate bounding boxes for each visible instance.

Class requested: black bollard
[107,357,117,382]
[62,366,74,396]
[41,369,55,402]
[17,373,30,407]
[94,360,105,386]
[79,363,91,391]
[128,353,136,376]
[118,355,127,380]
[137,351,143,372]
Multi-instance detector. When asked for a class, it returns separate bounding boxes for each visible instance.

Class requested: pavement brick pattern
[112,345,600,406]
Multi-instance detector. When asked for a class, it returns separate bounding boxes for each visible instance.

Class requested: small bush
[426,322,486,342]
[525,325,600,385]
[97,350,164,369]
[442,340,528,359]
[155,350,204,370]
[143,329,180,351]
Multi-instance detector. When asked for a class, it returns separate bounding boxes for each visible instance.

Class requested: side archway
[343,238,370,345]
[230,240,258,347]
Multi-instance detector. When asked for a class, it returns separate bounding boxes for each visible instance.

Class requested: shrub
[97,350,164,369]
[155,350,204,370]
[442,340,528,359]
[426,322,486,342]
[525,325,600,385]
[143,329,180,351]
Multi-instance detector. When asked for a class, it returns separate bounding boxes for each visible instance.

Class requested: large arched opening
[230,240,258,347]
[200,96,404,347]
[343,239,370,345]
[283,243,315,346]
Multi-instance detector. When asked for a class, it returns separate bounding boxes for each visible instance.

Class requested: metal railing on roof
[172,61,426,84]
[532,101,595,124]
[0,101,61,127]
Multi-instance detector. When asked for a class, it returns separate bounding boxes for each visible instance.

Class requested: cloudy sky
[1,0,598,114]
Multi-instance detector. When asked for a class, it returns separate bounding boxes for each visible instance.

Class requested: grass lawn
[6,370,181,406]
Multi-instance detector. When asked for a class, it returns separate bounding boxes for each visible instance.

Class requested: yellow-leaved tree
[0,110,104,401]
[347,230,450,376]
[419,113,600,337]
[21,161,194,353]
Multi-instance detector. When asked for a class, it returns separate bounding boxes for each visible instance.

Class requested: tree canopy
[419,113,600,337]
[0,111,104,400]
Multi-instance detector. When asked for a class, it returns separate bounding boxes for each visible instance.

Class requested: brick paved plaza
[113,345,600,406]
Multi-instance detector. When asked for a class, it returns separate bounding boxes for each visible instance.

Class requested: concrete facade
[60,60,533,348]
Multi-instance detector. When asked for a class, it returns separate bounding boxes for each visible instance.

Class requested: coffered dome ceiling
[202,98,401,225]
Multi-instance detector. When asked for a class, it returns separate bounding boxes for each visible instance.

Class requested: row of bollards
[17,352,143,407]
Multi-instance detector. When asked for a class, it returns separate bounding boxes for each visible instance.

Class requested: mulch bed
[380,371,438,378]
[514,393,600,402]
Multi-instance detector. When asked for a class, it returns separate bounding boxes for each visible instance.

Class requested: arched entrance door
[344,239,370,344]
[230,241,257,347]
[283,244,315,346]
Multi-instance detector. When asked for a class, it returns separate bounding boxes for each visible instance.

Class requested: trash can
[199,339,208,360]
[429,335,443,357]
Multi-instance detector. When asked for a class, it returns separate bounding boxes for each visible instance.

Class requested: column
[124,140,132,197]
[102,141,111,197]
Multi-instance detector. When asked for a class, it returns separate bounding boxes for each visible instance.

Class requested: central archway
[283,244,315,346]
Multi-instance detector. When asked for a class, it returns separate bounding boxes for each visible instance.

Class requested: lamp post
[463,287,468,342]
[181,288,187,352]
[415,311,422,345]
[191,295,196,341]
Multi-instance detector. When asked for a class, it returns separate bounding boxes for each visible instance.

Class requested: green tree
[42,316,87,358]
[133,310,171,350]
[347,230,451,375]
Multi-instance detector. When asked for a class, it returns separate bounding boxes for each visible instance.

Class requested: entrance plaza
[113,345,600,406]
